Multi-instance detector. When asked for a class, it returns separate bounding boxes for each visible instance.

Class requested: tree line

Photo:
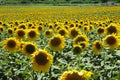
[1,0,120,4]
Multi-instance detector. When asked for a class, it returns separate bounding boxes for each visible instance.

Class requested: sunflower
[69,27,80,39]
[74,34,89,44]
[60,70,83,80]
[89,25,94,32]
[58,28,68,37]
[106,23,120,35]
[22,42,37,56]
[60,70,92,80]
[83,26,89,32]
[48,34,65,51]
[37,26,43,32]
[103,34,120,49]
[73,45,82,55]
[79,41,89,50]
[19,24,27,29]
[15,29,26,40]
[3,38,20,52]
[44,29,53,37]
[92,40,102,53]
[7,28,13,34]
[27,29,39,40]
[97,27,105,35]
[32,49,53,72]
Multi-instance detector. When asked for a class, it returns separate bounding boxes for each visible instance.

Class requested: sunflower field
[0,6,120,80]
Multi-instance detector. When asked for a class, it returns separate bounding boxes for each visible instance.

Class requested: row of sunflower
[0,6,120,80]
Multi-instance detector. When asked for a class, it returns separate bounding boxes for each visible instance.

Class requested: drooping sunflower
[32,49,53,72]
[74,34,89,44]
[48,34,65,51]
[69,27,80,39]
[106,23,120,35]
[92,40,102,53]
[73,44,82,55]
[27,29,39,40]
[3,37,20,52]
[103,34,120,49]
[97,27,105,35]
[44,29,53,37]
[22,42,37,56]
[15,29,26,40]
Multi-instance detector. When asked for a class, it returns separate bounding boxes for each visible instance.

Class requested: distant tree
[101,0,108,3]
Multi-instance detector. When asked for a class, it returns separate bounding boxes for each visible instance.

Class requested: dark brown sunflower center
[66,72,82,80]
[107,26,117,34]
[75,37,85,44]
[84,27,87,31]
[28,31,36,38]
[7,40,16,48]
[38,26,42,30]
[20,25,26,29]
[17,30,25,37]
[95,42,101,49]
[106,36,116,45]
[59,30,65,36]
[8,29,13,34]
[71,29,78,38]
[46,31,50,35]
[97,28,104,34]
[35,53,48,65]
[51,37,61,47]
[80,43,85,49]
[0,28,3,32]
[73,46,82,54]
[25,44,35,54]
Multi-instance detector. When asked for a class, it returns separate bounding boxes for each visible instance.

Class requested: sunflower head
[106,23,118,35]
[73,45,82,55]
[74,35,89,44]
[7,28,13,34]
[15,29,26,39]
[37,26,43,32]
[48,34,65,51]
[32,50,53,72]
[60,70,91,80]
[97,27,105,35]
[22,42,37,56]
[19,24,27,29]
[44,29,53,37]
[103,34,120,49]
[27,29,39,40]
[3,38,20,52]
[69,27,80,39]
[83,26,89,32]
[92,40,102,53]
[58,28,68,37]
